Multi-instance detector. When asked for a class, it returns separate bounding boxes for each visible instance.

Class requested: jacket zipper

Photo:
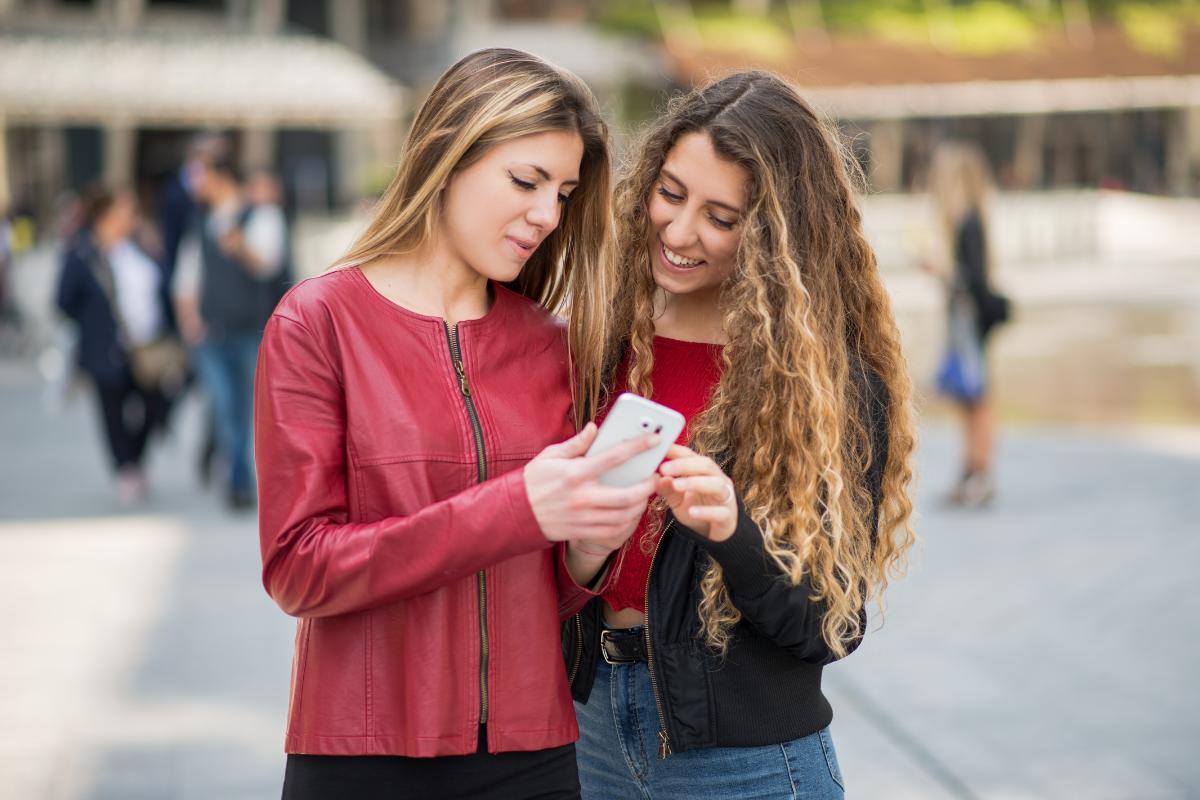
[645,518,673,758]
[444,322,490,726]
[568,613,584,686]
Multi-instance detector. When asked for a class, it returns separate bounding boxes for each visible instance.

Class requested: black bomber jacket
[563,367,890,756]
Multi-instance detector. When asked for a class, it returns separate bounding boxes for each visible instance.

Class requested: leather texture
[255,267,594,756]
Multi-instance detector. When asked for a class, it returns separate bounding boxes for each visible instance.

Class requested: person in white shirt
[174,159,288,510]
[56,187,173,505]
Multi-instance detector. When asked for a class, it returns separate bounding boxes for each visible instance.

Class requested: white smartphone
[586,393,686,488]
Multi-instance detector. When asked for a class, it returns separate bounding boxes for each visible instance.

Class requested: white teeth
[662,244,701,267]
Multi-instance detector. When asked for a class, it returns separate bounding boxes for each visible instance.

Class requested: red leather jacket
[254,266,595,757]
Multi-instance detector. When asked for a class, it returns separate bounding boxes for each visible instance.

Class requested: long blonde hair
[337,48,615,424]
[927,141,994,273]
[604,71,916,658]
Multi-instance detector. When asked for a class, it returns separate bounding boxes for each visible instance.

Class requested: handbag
[129,335,188,394]
[979,287,1011,331]
[937,297,986,401]
[936,348,984,401]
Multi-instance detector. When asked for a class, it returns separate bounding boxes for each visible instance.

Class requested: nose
[526,189,561,232]
[661,209,698,252]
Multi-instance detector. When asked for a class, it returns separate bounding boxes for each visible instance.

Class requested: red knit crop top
[600,335,725,614]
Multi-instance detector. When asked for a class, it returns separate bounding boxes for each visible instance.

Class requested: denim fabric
[192,333,260,494]
[576,656,844,799]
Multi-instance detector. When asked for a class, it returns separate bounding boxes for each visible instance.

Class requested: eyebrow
[523,164,579,187]
[660,168,742,215]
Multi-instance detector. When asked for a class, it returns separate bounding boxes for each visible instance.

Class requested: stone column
[241,126,276,174]
[1013,114,1046,189]
[0,117,9,214]
[35,126,66,224]
[869,119,903,193]
[331,0,366,53]
[335,128,379,209]
[111,0,144,31]
[1165,107,1198,197]
[251,0,285,35]
[103,119,136,188]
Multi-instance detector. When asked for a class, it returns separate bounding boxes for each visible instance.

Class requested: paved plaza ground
[1,353,1198,799]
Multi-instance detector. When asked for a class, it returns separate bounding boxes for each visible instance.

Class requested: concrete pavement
[1,357,1198,799]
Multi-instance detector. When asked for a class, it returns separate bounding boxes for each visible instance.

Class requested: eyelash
[510,173,570,204]
[656,185,735,230]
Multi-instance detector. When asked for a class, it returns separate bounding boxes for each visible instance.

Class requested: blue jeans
[192,333,260,495]
[575,655,844,799]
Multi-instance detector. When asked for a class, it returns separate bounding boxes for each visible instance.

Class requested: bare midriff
[604,605,647,628]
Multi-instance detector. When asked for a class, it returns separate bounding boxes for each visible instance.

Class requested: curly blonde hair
[600,71,916,658]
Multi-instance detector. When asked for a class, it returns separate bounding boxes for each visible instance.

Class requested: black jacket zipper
[645,519,674,758]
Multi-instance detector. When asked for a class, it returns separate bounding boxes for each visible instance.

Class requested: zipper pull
[657,729,672,759]
[453,359,471,397]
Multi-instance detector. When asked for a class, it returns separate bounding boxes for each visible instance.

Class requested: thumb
[538,422,597,460]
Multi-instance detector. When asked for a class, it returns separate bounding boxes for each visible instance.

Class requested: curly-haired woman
[564,71,918,799]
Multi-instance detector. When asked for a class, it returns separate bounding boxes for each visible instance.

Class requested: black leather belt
[600,626,647,665]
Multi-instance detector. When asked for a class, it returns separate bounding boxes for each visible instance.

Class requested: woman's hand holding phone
[656,444,738,542]
[525,422,658,555]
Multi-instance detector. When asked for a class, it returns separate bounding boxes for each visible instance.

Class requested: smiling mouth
[660,242,704,268]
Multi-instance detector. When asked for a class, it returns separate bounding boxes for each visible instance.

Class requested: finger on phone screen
[582,434,658,478]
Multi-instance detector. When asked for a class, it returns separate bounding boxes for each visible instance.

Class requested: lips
[506,235,536,260]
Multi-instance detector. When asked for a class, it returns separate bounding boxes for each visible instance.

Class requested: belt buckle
[600,629,633,665]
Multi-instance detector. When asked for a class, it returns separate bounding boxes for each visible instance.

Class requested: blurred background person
[158,133,229,484]
[158,133,228,292]
[244,167,293,315]
[924,142,1010,508]
[0,205,14,351]
[174,156,287,511]
[54,186,175,506]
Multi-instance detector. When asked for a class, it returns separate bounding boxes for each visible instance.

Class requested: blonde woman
[254,49,658,800]
[925,142,1009,507]
[564,72,917,798]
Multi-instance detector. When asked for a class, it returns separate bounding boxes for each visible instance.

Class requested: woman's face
[646,131,747,298]
[439,130,584,283]
[99,192,138,242]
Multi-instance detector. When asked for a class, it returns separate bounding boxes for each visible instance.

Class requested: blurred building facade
[0,0,410,230]
[661,5,1200,198]
[0,0,664,233]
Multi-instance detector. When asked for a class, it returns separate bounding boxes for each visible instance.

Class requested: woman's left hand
[656,444,737,542]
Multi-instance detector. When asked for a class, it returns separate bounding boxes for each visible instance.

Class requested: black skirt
[281,727,580,800]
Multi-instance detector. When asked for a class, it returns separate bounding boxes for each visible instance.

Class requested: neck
[211,186,240,209]
[368,239,490,325]
[94,225,121,252]
[654,284,726,344]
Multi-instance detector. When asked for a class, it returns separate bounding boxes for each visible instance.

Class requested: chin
[650,259,701,296]
[482,261,525,285]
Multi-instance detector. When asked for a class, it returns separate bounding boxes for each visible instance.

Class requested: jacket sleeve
[678,371,890,665]
[958,213,990,309]
[56,250,87,322]
[255,313,553,619]
[554,543,597,621]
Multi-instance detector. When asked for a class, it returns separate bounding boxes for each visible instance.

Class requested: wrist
[569,542,613,558]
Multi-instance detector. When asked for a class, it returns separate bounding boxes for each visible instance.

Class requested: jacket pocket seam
[292,620,312,733]
[357,454,476,467]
